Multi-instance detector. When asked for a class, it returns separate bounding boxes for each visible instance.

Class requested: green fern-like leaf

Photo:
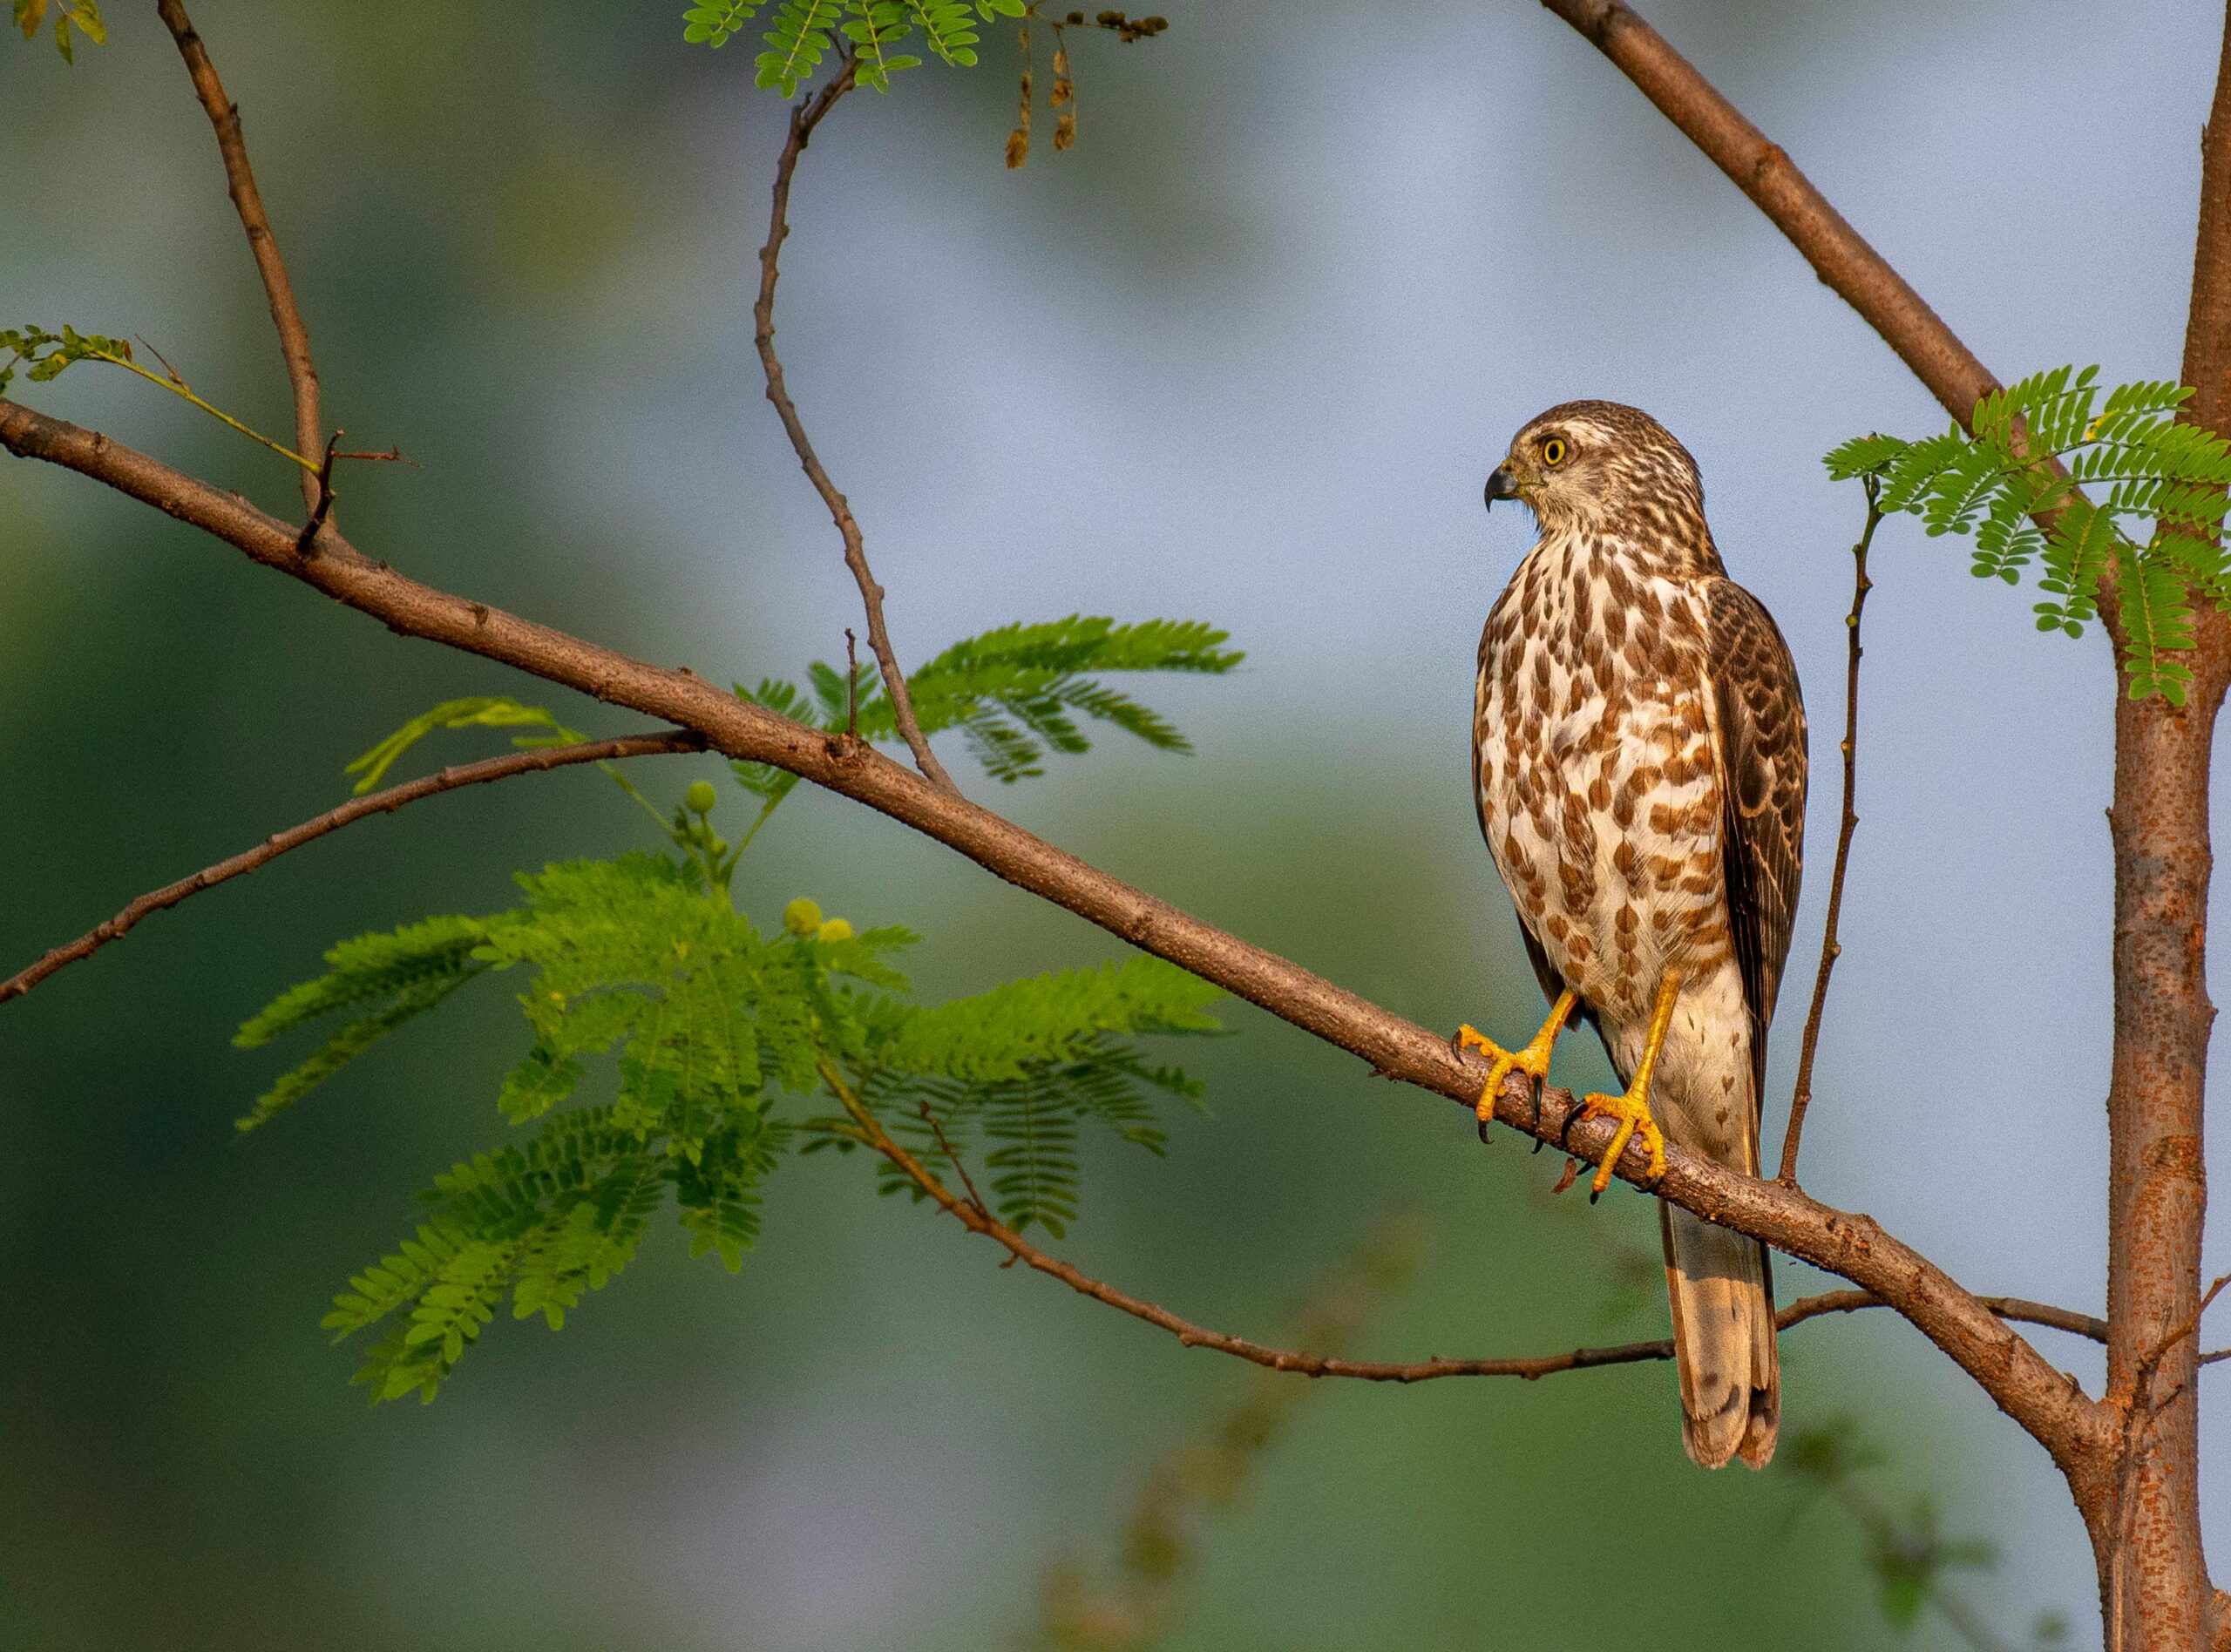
[908,0,983,64]
[1822,432,1909,482]
[980,1080,1080,1236]
[0,322,132,396]
[682,0,764,45]
[879,955,1221,1080]
[510,1159,665,1329]
[234,915,499,1128]
[756,0,837,92]
[843,0,921,91]
[394,1237,520,1395]
[675,1118,785,1269]
[2113,545,2196,704]
[323,1223,466,1337]
[847,961,1218,1231]
[734,617,1243,827]
[345,696,579,794]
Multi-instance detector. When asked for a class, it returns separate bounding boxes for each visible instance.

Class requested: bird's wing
[1705,578,1807,1106]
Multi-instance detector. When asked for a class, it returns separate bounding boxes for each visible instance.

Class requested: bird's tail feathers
[1660,1200,1779,1469]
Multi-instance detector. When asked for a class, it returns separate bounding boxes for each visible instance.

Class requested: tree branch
[752,60,958,795]
[0,396,2116,1477]
[153,0,326,518]
[1537,0,1998,428]
[1780,482,1880,1182]
[0,729,702,1005]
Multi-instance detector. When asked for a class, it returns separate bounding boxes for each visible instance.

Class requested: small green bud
[685,780,717,815]
[783,897,823,936]
[816,917,854,942]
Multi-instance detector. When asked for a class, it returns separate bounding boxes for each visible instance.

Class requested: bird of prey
[1459,401,1806,1469]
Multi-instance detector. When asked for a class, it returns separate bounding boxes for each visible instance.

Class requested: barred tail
[1660,1200,1779,1469]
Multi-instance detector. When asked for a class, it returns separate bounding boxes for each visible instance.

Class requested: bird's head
[1485,400,1705,538]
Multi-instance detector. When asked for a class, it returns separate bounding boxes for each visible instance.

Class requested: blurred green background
[7,2,2217,1646]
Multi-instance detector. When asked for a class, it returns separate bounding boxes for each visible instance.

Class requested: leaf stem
[88,346,318,471]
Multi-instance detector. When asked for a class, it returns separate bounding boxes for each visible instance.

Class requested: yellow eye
[1540,436,1570,466]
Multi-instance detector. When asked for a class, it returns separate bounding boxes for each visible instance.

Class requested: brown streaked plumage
[1468,400,1807,1468]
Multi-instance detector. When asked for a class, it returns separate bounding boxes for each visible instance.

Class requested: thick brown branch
[0,398,2117,1479]
[752,61,957,795]
[1780,487,1880,1182]
[153,0,326,518]
[0,730,702,1005]
[1539,0,1998,428]
[2184,3,2231,437]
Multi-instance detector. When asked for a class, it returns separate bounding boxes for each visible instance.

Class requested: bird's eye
[1540,436,1570,466]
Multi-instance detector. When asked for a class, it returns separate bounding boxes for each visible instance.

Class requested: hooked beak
[1484,464,1521,509]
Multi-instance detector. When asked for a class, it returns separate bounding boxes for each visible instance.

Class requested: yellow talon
[1577,970,1680,1196]
[1457,988,1577,1127]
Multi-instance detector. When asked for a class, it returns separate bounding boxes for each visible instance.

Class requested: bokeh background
[3,2,2226,1647]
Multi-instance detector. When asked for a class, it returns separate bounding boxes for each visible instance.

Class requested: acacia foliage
[237,617,1234,1402]
[681,0,1026,92]
[732,613,1241,820]
[1827,367,2231,701]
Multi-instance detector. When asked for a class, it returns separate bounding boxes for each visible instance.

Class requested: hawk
[1458,401,1806,1469]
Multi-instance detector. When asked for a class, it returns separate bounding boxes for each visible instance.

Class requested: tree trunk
[2096,9,2231,1640]
[2099,670,2222,1650]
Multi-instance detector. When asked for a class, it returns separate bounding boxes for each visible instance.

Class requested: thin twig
[822,1063,2111,1383]
[751,58,959,795]
[917,1097,991,1220]
[1780,480,1882,1183]
[296,431,341,554]
[844,627,861,739]
[0,731,702,1005]
[154,0,326,517]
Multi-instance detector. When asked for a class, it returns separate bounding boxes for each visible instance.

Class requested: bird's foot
[1570,968,1681,1200]
[1455,989,1577,1130]
[1571,1081,1668,1200]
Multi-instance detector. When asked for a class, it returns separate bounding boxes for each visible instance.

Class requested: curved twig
[828,1067,2112,1382]
[1780,482,1882,1182]
[752,58,958,795]
[154,0,326,518]
[0,730,703,1005]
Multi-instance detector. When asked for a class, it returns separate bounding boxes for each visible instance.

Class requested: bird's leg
[1577,970,1679,1198]
[1455,989,1577,1128]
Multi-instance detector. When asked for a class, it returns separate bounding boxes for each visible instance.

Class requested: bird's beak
[1484,464,1521,509]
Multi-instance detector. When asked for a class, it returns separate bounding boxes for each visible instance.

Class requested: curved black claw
[1557,1094,1584,1154]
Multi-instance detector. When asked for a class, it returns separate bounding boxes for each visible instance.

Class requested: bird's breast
[1474,540,1728,1026]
